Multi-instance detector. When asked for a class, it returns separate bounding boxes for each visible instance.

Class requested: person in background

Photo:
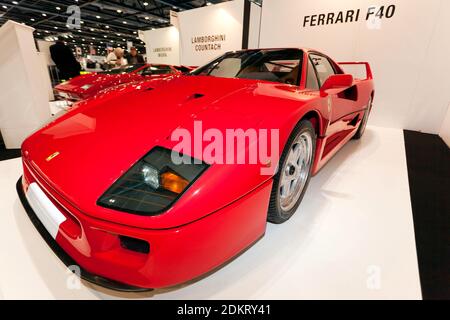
[106,47,127,67]
[127,47,145,64]
[49,38,81,80]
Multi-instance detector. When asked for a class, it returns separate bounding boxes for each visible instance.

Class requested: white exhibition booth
[143,0,261,66]
[1,0,448,149]
[0,21,51,149]
[142,0,449,138]
[259,0,450,136]
[0,0,448,300]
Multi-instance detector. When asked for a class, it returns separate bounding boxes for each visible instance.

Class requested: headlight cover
[97,147,209,216]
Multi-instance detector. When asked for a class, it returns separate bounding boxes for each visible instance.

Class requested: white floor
[0,126,422,299]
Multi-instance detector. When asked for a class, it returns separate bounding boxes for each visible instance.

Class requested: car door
[309,53,354,138]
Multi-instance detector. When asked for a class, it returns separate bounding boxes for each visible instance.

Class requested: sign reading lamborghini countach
[191,34,226,51]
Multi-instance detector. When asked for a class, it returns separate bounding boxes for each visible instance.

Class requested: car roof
[225,47,326,56]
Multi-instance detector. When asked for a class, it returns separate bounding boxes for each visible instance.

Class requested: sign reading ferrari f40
[303,4,396,27]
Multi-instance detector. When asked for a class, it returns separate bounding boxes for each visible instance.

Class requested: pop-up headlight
[97,147,208,215]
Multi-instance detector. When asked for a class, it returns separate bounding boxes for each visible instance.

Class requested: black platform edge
[16,177,153,293]
[0,144,21,161]
[404,130,450,300]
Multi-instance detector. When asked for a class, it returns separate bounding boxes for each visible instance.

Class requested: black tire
[267,120,316,224]
[353,96,373,140]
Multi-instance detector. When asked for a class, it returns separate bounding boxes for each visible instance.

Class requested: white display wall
[143,26,181,65]
[248,2,261,49]
[177,0,245,66]
[439,104,450,147]
[36,40,55,101]
[0,21,51,148]
[259,0,450,134]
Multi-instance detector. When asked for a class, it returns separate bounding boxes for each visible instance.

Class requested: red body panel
[21,163,271,288]
[20,48,374,289]
[54,64,181,101]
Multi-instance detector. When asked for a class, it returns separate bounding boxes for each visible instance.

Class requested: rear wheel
[268,120,316,224]
[353,96,373,140]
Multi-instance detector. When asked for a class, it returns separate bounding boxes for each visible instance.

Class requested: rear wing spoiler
[338,62,373,80]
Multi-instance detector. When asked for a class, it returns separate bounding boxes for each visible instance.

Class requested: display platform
[0,126,422,299]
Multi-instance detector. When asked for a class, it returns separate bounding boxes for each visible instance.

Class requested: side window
[310,54,335,86]
[306,58,319,90]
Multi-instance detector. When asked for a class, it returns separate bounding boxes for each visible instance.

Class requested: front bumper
[16,177,149,292]
[17,163,271,291]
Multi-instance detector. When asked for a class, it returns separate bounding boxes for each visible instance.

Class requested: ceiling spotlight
[42,13,47,16]
[105,26,110,28]
[206,2,212,6]
[122,21,127,24]
[2,5,7,9]
[54,26,58,29]
[143,2,148,6]
[12,1,18,4]
[56,6,61,10]
[96,15,101,19]
[144,16,150,20]
[117,9,122,13]
[30,18,35,21]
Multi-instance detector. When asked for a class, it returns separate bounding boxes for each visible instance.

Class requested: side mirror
[320,74,353,95]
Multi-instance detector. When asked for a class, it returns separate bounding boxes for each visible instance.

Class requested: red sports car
[54,63,182,101]
[18,48,374,291]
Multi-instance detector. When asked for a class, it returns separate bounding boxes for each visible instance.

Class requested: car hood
[55,73,139,98]
[23,76,307,228]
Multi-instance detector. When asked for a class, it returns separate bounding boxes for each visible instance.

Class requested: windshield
[99,64,146,75]
[138,65,175,76]
[192,49,303,85]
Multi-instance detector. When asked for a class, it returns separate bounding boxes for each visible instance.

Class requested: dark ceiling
[0,0,231,55]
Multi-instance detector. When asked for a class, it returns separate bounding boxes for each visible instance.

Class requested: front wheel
[268,120,316,224]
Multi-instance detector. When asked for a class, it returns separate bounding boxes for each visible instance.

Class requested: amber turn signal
[160,172,189,194]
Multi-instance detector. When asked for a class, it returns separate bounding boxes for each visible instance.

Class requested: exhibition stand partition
[259,0,450,135]
[143,0,261,67]
[440,104,450,147]
[0,21,51,149]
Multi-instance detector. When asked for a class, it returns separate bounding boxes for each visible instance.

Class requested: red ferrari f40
[18,48,374,291]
